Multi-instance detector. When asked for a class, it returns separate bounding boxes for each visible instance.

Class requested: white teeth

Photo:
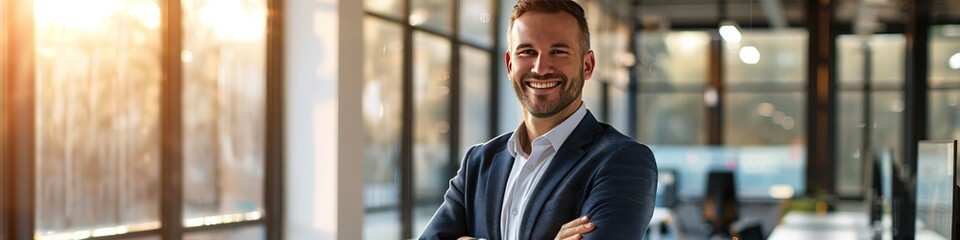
[528,82,560,89]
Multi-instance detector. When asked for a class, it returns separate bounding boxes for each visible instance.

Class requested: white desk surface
[768,211,948,240]
[768,211,873,240]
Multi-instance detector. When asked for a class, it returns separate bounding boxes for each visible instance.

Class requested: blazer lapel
[518,111,601,239]
[486,148,514,239]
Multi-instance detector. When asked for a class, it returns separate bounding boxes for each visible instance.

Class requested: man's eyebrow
[514,43,574,51]
[515,43,533,51]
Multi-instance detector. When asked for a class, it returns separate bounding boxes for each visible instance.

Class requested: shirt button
[526,165,533,171]
[511,208,519,215]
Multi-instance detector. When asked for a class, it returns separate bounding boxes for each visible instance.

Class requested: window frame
[0,0,284,238]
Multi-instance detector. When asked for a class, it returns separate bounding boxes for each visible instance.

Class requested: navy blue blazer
[419,111,658,240]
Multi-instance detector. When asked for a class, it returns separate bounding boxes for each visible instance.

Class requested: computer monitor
[914,140,957,239]
[869,148,894,229]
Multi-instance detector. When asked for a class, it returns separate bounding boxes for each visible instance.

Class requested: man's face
[506,11,595,119]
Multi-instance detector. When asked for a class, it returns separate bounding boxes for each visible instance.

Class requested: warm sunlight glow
[34,0,123,30]
[198,0,267,41]
[35,0,159,31]
[127,1,161,30]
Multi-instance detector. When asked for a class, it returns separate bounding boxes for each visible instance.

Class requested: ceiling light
[949,52,960,70]
[718,20,742,43]
[740,46,760,64]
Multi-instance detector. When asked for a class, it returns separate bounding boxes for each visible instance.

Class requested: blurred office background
[1,0,959,239]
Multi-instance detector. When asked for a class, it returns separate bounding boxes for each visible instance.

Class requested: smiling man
[418,0,658,239]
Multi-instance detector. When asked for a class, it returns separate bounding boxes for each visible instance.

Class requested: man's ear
[582,50,596,80]
[504,51,513,74]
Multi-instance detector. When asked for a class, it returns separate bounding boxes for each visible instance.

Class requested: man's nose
[531,55,554,75]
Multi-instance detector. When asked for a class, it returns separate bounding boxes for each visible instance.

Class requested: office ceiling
[597,0,960,31]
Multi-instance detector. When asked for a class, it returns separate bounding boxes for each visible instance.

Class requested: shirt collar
[506,102,588,158]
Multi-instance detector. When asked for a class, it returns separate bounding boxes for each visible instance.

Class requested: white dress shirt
[500,103,588,240]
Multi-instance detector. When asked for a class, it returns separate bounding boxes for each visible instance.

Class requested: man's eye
[518,50,536,56]
[551,50,569,55]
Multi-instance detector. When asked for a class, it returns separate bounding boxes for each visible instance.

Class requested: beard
[512,70,583,118]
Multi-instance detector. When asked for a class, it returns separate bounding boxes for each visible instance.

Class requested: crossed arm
[458,216,596,240]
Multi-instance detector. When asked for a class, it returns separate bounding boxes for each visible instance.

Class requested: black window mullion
[161,0,184,238]
[6,0,35,238]
[895,0,931,238]
[263,0,284,239]
[400,0,415,238]
[449,0,461,178]
[707,32,724,145]
[0,0,8,235]
[264,0,284,238]
[488,0,501,138]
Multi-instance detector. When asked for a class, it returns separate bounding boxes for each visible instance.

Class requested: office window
[835,34,905,196]
[362,17,404,240]
[724,30,807,146]
[181,0,267,226]
[459,46,491,160]
[183,225,263,239]
[638,31,710,145]
[412,31,451,235]
[929,25,960,142]
[33,0,163,236]
[640,93,706,144]
[724,93,805,145]
[459,0,493,47]
[364,0,498,237]
[365,0,402,19]
[412,0,451,35]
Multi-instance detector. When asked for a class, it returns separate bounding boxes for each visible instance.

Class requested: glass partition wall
[636,29,809,201]
[2,0,282,239]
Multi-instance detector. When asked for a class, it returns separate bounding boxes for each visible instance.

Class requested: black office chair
[702,171,738,238]
[732,222,764,240]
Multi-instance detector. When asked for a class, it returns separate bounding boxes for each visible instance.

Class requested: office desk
[768,211,949,240]
[768,211,874,240]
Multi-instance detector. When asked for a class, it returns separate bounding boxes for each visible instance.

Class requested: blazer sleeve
[581,143,658,240]
[418,145,476,240]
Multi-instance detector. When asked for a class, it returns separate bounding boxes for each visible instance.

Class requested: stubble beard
[512,69,584,118]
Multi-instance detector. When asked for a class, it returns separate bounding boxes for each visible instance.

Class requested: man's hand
[555,216,595,240]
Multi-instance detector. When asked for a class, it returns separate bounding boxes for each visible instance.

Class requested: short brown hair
[509,0,591,53]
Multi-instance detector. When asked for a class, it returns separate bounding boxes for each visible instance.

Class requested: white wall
[284,0,364,239]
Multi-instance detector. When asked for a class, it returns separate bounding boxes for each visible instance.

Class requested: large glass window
[835,34,905,196]
[181,0,267,227]
[637,31,710,144]
[412,31,451,235]
[929,25,960,142]
[33,0,163,237]
[6,0,278,238]
[459,46,491,160]
[411,0,451,35]
[362,17,404,240]
[459,0,493,47]
[724,30,807,146]
[363,0,496,237]
[183,225,263,239]
[365,0,402,19]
